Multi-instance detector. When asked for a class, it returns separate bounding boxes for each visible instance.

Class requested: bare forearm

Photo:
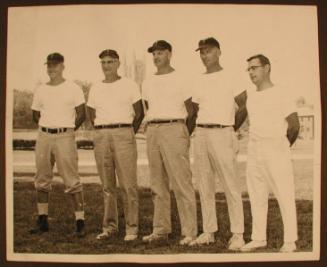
[132,114,144,133]
[132,100,145,133]
[32,110,40,125]
[286,112,300,146]
[287,125,300,146]
[234,106,247,131]
[75,104,86,130]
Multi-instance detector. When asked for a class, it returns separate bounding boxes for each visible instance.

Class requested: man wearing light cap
[87,49,144,241]
[31,52,86,237]
[141,40,198,245]
[186,37,247,249]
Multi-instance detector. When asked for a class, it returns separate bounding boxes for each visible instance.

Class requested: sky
[7,4,320,104]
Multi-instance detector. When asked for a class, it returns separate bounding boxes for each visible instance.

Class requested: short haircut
[247,54,271,66]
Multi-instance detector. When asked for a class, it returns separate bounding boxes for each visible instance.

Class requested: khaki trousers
[146,122,198,237]
[193,126,244,234]
[34,128,83,194]
[93,128,138,235]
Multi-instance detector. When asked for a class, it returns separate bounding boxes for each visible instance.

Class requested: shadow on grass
[13,182,312,254]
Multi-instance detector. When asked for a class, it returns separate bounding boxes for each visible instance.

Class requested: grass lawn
[13,182,312,254]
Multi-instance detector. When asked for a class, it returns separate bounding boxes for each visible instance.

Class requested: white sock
[75,211,85,221]
[37,203,48,215]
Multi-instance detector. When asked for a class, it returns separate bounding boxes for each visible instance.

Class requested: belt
[94,124,132,129]
[148,119,185,124]
[196,124,230,128]
[41,127,68,134]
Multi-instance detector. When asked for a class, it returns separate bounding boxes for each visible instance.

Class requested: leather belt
[41,127,68,134]
[94,124,132,129]
[197,124,230,128]
[148,119,185,124]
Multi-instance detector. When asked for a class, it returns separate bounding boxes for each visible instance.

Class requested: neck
[156,65,174,75]
[103,73,120,83]
[48,76,65,85]
[257,79,274,91]
[206,63,223,74]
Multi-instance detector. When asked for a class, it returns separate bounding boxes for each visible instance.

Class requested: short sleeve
[141,79,149,101]
[190,76,200,103]
[282,96,297,119]
[179,74,192,101]
[130,81,141,104]
[73,83,85,107]
[31,85,41,111]
[87,86,96,108]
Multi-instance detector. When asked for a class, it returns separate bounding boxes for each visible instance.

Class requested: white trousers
[246,134,298,242]
[194,127,244,234]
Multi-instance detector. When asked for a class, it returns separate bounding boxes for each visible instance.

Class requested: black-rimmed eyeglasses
[246,65,263,72]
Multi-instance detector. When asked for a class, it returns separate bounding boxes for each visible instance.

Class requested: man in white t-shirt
[186,37,246,249]
[240,54,300,253]
[87,49,144,242]
[141,40,198,245]
[30,53,86,237]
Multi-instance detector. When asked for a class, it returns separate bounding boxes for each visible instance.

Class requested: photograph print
[5,3,321,264]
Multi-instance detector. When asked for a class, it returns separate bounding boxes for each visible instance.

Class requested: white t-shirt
[247,85,296,138]
[191,70,244,125]
[31,80,85,128]
[87,78,141,125]
[142,71,190,121]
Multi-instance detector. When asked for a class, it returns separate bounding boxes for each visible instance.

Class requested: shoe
[228,233,245,250]
[240,240,267,252]
[75,219,86,238]
[124,234,138,241]
[96,228,118,240]
[30,214,49,234]
[280,242,296,253]
[142,233,168,243]
[189,232,215,246]
[179,236,196,245]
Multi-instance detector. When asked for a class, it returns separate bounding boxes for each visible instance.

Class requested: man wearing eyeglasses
[30,52,86,237]
[186,37,246,249]
[87,49,144,242]
[240,54,300,253]
[141,40,198,245]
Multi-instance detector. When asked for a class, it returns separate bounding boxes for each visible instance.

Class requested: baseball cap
[99,49,119,59]
[195,37,220,51]
[45,53,64,65]
[147,40,172,53]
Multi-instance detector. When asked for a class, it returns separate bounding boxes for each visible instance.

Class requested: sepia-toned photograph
[5,3,321,264]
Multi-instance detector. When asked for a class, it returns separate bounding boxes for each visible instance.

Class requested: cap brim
[147,47,154,53]
[44,61,62,65]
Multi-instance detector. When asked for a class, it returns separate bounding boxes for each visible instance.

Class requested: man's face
[152,49,171,68]
[199,46,220,68]
[100,56,120,76]
[247,58,269,85]
[47,62,64,79]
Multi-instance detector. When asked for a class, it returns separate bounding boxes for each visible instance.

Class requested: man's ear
[264,64,270,73]
[168,51,172,60]
[216,48,221,57]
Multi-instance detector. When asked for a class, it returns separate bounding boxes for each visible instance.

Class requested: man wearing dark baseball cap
[44,52,65,65]
[147,40,172,53]
[186,37,247,249]
[195,37,220,51]
[142,40,198,245]
[87,48,144,242]
[31,52,86,237]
